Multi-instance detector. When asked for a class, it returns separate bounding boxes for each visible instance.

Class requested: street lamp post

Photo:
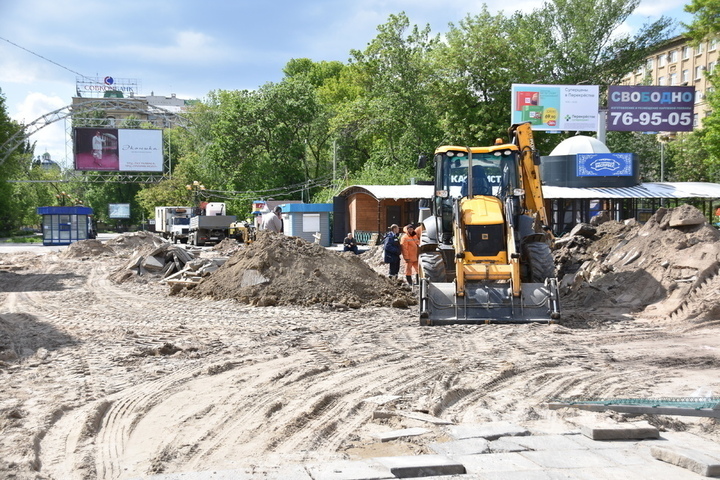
[186,181,206,215]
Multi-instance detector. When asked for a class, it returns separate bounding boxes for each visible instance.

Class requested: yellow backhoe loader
[417,122,560,325]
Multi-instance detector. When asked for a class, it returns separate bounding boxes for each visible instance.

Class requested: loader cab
[433,145,520,237]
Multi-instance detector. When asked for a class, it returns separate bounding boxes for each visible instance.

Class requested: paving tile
[430,438,490,456]
[374,427,430,442]
[487,438,529,453]
[447,422,529,441]
[651,444,720,477]
[518,449,618,469]
[305,459,394,480]
[452,452,543,474]
[579,421,659,441]
[498,434,588,451]
[372,454,466,478]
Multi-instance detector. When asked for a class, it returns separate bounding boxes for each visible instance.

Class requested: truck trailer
[188,202,236,246]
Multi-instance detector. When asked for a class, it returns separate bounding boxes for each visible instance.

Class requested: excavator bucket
[419,279,560,325]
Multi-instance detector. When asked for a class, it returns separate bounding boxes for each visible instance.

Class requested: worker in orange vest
[400,223,420,286]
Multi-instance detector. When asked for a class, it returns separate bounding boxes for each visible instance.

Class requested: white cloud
[12,92,71,168]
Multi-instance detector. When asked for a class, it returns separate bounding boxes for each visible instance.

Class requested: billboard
[511,84,600,131]
[74,128,163,172]
[607,86,695,132]
[109,204,131,219]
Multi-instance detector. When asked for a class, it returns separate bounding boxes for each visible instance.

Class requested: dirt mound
[556,205,720,323]
[60,239,116,258]
[186,231,415,308]
[105,231,166,253]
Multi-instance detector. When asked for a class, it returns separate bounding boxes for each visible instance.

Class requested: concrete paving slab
[651,444,720,477]
[580,421,659,440]
[593,445,652,466]
[305,459,395,480]
[487,438,529,453]
[373,454,466,478]
[452,452,543,474]
[498,434,588,451]
[620,459,712,479]
[447,421,529,441]
[430,437,490,456]
[518,449,618,470]
[567,432,640,450]
[396,410,454,425]
[374,427,430,442]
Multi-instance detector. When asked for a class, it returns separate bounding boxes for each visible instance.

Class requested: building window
[658,76,666,86]
[696,91,704,103]
[682,69,690,83]
[647,58,654,70]
[710,61,717,73]
[696,65,704,79]
[682,46,691,59]
[696,42,705,55]
[694,113,699,127]
[669,50,678,62]
[669,73,677,85]
[710,38,718,51]
[658,54,666,67]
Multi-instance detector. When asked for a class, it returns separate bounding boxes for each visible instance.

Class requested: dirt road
[1,237,719,479]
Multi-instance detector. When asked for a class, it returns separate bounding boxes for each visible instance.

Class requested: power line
[0,35,92,81]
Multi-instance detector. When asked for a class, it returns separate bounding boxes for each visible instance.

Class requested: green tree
[682,0,720,182]
[436,0,673,153]
[339,12,442,183]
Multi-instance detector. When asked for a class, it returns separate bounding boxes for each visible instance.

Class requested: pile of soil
[555,204,720,324]
[186,231,416,308]
[62,231,166,260]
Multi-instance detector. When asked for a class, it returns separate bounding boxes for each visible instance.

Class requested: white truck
[188,202,236,246]
[155,206,192,244]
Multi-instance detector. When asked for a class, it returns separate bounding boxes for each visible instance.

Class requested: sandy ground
[1,213,719,480]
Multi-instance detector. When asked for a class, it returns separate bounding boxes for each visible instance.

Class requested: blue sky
[0,0,693,168]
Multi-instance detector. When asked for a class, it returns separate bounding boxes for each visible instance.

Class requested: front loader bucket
[419,278,560,325]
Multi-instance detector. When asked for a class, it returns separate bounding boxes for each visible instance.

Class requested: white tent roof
[542,182,720,199]
[549,136,611,155]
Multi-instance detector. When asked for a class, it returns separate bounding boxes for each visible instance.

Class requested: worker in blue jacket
[383,224,401,278]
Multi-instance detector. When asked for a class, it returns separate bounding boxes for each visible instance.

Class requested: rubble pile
[555,204,720,323]
[184,231,416,309]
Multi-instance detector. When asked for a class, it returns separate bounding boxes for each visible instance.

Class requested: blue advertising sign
[577,153,633,177]
[607,86,695,132]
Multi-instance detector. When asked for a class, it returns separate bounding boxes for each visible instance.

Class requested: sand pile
[60,239,116,258]
[186,231,416,308]
[556,204,720,323]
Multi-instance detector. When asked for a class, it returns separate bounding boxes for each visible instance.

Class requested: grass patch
[0,236,43,244]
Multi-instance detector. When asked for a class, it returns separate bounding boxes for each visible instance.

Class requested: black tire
[523,241,555,283]
[419,251,447,283]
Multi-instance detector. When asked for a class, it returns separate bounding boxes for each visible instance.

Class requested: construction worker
[400,223,420,286]
[382,224,401,278]
[261,206,283,233]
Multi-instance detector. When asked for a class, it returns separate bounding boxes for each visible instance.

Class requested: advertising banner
[74,128,163,172]
[577,153,633,177]
[108,204,131,219]
[607,86,695,132]
[511,84,600,131]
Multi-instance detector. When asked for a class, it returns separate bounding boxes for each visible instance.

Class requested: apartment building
[622,35,719,128]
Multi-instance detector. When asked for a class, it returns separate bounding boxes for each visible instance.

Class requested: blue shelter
[279,203,333,247]
[37,206,94,246]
